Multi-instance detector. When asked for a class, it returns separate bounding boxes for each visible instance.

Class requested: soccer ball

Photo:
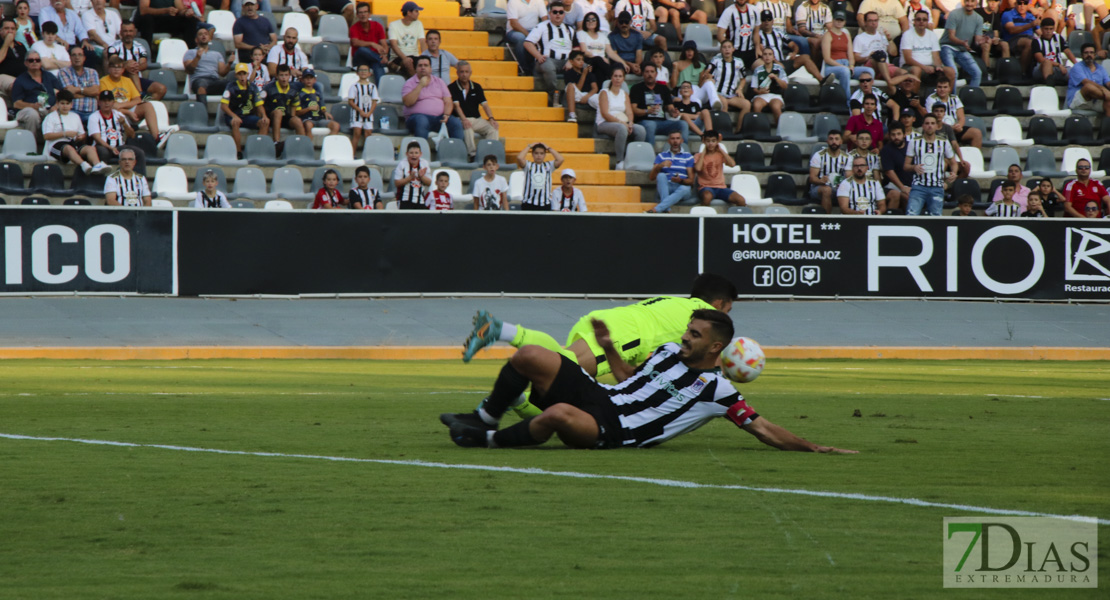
[720,337,766,383]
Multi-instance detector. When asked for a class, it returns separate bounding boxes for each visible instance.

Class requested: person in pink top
[401,55,464,140]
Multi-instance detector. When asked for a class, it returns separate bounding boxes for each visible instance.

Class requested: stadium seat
[193,166,227,193]
[783,83,817,113]
[21,196,50,205]
[1028,87,1071,117]
[373,105,407,136]
[365,168,393,200]
[338,73,359,99]
[729,174,771,207]
[1,129,47,161]
[127,132,164,166]
[710,110,740,140]
[1099,147,1110,173]
[946,178,981,204]
[152,166,195,201]
[136,38,157,69]
[316,74,340,103]
[207,9,235,41]
[0,161,28,194]
[155,39,188,70]
[739,113,780,142]
[330,103,352,134]
[151,198,174,207]
[177,101,218,133]
[1061,116,1096,145]
[30,163,67,196]
[400,136,439,166]
[993,86,1034,116]
[164,133,206,165]
[817,84,849,114]
[378,74,405,104]
[148,70,185,101]
[1062,148,1106,177]
[957,87,996,116]
[63,197,92,205]
[431,168,472,202]
[244,134,285,167]
[763,205,791,215]
[508,170,523,201]
[280,135,322,167]
[437,138,474,168]
[994,57,1032,85]
[655,22,680,49]
[318,14,350,43]
[988,116,1033,147]
[684,24,717,54]
[801,205,826,214]
[321,136,365,167]
[271,167,315,202]
[622,142,656,172]
[311,43,345,73]
[734,142,768,172]
[811,112,840,142]
[204,134,248,166]
[964,115,994,147]
[762,173,801,205]
[264,199,294,210]
[727,205,753,214]
[961,147,993,179]
[70,170,106,196]
[231,199,254,209]
[769,142,808,174]
[1068,30,1094,51]
[989,145,1021,175]
[0,98,18,129]
[362,135,398,168]
[477,0,507,16]
[776,112,815,142]
[1027,116,1064,146]
[281,12,321,44]
[1025,147,1067,178]
[688,206,717,215]
[230,167,278,200]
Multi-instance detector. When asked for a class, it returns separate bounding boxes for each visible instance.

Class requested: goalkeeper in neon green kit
[458,273,737,420]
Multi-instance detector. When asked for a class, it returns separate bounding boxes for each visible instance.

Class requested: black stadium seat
[1027,116,1064,146]
[957,87,997,116]
[783,83,818,113]
[30,163,67,196]
[764,173,802,205]
[769,142,808,174]
[994,57,1033,86]
[0,160,28,195]
[1062,116,1096,145]
[734,142,769,172]
[946,178,981,205]
[739,113,781,142]
[817,84,849,114]
[993,86,1034,116]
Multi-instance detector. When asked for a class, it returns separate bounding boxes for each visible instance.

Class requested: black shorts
[49,141,77,162]
[520,202,548,211]
[398,200,426,210]
[533,355,626,449]
[737,49,757,67]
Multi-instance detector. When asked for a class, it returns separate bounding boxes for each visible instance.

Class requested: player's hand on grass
[816,445,858,454]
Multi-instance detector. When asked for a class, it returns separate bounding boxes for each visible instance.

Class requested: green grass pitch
[0,358,1107,599]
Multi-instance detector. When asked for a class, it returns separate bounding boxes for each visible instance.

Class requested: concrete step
[485,91,546,107]
[504,137,598,153]
[470,75,536,90]
[420,16,479,30]
[438,30,490,47]
[563,170,628,185]
[575,185,642,203]
[495,106,565,121]
[466,61,520,77]
[498,121,578,138]
[371,0,459,18]
[557,154,610,171]
[592,202,657,213]
[452,46,505,60]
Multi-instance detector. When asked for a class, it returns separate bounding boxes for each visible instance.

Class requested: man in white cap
[551,168,588,212]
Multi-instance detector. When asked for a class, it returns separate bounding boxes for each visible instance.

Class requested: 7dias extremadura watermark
[943,517,1098,588]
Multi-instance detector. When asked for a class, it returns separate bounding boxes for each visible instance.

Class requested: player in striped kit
[443,309,856,453]
[1032,18,1076,82]
[837,157,886,214]
[104,148,151,207]
[718,0,760,66]
[347,64,379,155]
[707,39,751,122]
[516,142,565,211]
[903,114,957,216]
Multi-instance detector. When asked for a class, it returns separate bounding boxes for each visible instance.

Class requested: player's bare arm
[742,417,858,453]
[591,318,634,382]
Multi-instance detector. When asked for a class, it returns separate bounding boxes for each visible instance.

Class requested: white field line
[1,432,1106,527]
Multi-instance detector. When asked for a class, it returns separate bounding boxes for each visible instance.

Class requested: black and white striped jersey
[835,177,885,214]
[759,28,789,62]
[987,201,1023,217]
[1032,32,1068,63]
[718,4,760,52]
[924,92,963,122]
[845,149,882,177]
[106,40,147,63]
[105,173,150,207]
[849,88,890,120]
[524,21,576,60]
[601,342,759,448]
[392,159,431,205]
[809,147,850,180]
[906,136,955,187]
[522,160,555,207]
[756,0,793,33]
[708,55,747,97]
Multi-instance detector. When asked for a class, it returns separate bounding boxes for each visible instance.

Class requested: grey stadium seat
[229,166,278,200]
[373,105,407,136]
[378,74,406,104]
[475,139,514,171]
[623,142,656,171]
[193,166,228,193]
[177,101,219,133]
[311,42,345,72]
[271,167,315,202]
[204,134,247,166]
[164,133,207,165]
[244,134,286,167]
[282,135,324,166]
[362,134,398,168]
[148,69,186,101]
[436,138,473,168]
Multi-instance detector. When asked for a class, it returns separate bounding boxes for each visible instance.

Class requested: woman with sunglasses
[576,12,619,81]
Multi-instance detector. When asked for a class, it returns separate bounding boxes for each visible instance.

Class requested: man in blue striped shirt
[647,131,696,213]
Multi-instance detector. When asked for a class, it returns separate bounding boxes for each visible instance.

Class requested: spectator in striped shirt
[837,156,887,214]
[903,114,956,216]
[1032,18,1076,83]
[648,131,695,213]
[104,147,151,207]
[442,309,857,453]
[516,142,565,210]
[986,180,1023,217]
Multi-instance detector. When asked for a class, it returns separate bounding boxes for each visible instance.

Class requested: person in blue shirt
[647,131,696,213]
[1000,0,1039,72]
[1066,43,1110,115]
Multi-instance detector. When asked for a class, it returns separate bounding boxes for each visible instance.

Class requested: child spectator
[562,50,598,123]
[674,81,711,136]
[348,64,379,154]
[427,171,453,210]
[194,169,231,208]
[392,140,431,210]
[221,63,270,154]
[248,46,270,90]
[312,168,345,209]
[1036,178,1063,217]
[953,194,977,216]
[986,180,1022,217]
[646,48,668,85]
[1021,192,1048,218]
[348,166,382,210]
[43,89,106,173]
[262,64,304,150]
[295,69,340,135]
[551,168,587,212]
[696,129,744,206]
[517,142,565,210]
[472,154,509,210]
[87,90,137,164]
